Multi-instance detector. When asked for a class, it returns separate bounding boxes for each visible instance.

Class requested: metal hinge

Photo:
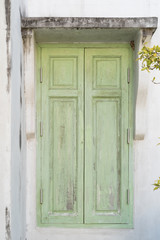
[40,67,43,83]
[127,189,130,204]
[130,40,135,51]
[40,121,43,137]
[40,189,43,204]
[127,128,130,144]
[127,68,130,84]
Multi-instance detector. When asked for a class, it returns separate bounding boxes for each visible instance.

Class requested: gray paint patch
[5,0,11,31]
[19,124,22,150]
[20,86,22,107]
[21,17,158,29]
[22,29,33,54]
[5,208,11,240]
[5,0,11,93]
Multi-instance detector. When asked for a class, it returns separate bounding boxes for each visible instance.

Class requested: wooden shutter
[85,48,130,224]
[37,45,132,226]
[40,48,84,224]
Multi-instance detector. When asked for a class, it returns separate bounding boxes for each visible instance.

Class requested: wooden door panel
[49,57,78,89]
[38,46,131,226]
[49,98,77,213]
[93,57,120,89]
[40,48,84,224]
[85,48,129,224]
[93,98,120,213]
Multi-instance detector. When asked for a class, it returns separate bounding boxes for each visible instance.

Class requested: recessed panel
[93,98,121,214]
[49,98,78,214]
[93,57,120,89]
[49,57,78,89]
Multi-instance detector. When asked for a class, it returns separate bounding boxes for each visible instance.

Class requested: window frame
[36,43,134,228]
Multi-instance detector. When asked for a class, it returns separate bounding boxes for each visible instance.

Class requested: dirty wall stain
[5,207,11,240]
[5,0,11,93]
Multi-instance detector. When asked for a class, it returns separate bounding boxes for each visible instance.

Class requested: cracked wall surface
[24,1,160,240]
[1,0,160,239]
[11,0,26,239]
[0,0,11,239]
[0,0,26,239]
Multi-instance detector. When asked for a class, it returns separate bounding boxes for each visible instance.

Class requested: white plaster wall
[25,0,154,18]
[11,0,26,239]
[0,1,11,239]
[0,0,27,237]
[23,0,160,240]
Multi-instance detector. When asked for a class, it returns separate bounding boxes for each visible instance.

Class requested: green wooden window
[37,44,133,228]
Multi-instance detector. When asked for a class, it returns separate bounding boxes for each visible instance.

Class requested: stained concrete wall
[0,0,11,239]
[26,0,153,18]
[23,0,160,240]
[1,0,160,239]
[11,0,26,238]
[0,0,26,239]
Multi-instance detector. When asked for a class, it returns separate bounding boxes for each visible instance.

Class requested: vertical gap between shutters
[83,48,85,224]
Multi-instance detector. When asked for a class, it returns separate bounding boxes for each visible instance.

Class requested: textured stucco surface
[11,0,26,238]
[1,0,160,239]
[23,0,160,240]
[21,17,158,29]
[0,0,11,239]
[24,32,160,240]
[25,0,154,18]
[0,0,26,239]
